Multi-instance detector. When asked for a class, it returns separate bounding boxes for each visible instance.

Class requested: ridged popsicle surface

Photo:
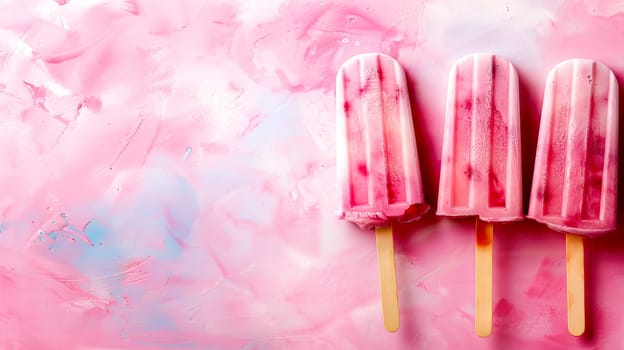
[437,53,523,222]
[336,53,429,229]
[528,59,619,236]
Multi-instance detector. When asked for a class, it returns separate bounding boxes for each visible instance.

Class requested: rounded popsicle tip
[450,53,517,70]
[454,52,496,63]
[338,53,401,71]
[336,53,408,88]
[545,59,618,87]
[446,54,520,107]
[549,58,614,70]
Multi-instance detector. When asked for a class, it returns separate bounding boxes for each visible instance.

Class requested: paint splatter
[0,0,623,348]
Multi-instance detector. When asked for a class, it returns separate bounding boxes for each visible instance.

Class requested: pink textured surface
[0,0,623,349]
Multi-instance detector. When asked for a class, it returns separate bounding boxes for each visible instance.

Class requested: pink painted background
[1,0,624,349]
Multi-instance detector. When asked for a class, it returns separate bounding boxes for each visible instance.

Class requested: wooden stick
[566,233,585,336]
[475,219,493,337]
[375,224,399,332]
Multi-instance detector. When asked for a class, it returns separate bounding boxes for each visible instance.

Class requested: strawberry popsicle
[528,59,618,236]
[336,54,429,229]
[336,53,429,332]
[528,59,619,336]
[437,53,523,337]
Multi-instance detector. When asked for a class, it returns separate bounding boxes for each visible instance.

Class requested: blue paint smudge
[234,191,276,226]
[238,94,307,150]
[79,220,123,262]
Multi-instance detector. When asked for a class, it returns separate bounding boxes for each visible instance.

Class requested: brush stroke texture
[1,0,624,349]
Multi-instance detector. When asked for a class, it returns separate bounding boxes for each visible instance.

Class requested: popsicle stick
[375,225,399,332]
[566,234,585,336]
[475,219,493,337]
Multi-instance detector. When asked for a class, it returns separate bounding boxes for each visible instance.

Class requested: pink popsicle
[437,53,523,221]
[528,59,619,336]
[528,59,619,236]
[336,53,429,332]
[336,53,429,230]
[436,53,523,337]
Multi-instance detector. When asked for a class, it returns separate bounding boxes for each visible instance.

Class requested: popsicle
[336,53,429,332]
[528,59,619,336]
[437,53,523,337]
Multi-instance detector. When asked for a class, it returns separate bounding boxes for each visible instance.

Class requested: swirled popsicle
[336,53,429,332]
[437,53,523,337]
[528,59,619,336]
